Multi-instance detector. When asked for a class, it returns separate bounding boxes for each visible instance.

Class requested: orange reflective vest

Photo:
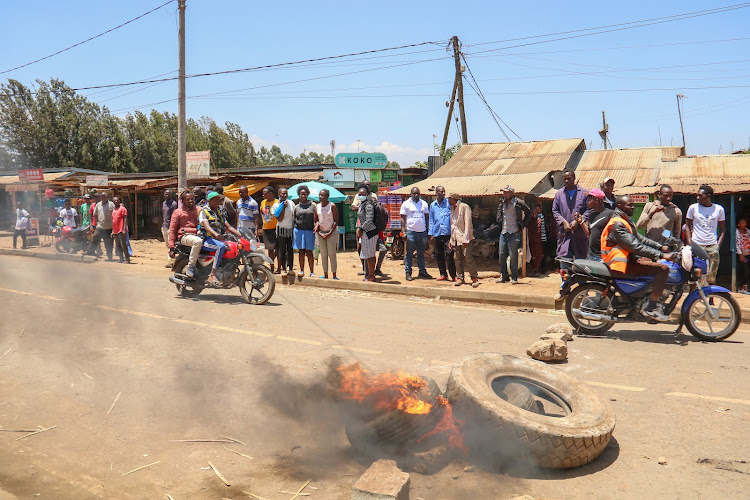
[601,216,631,273]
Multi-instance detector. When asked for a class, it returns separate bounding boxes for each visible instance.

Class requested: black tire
[239,265,275,305]
[565,283,614,335]
[445,353,615,469]
[55,240,72,253]
[685,292,741,342]
[172,258,204,298]
[390,238,404,260]
[345,376,442,451]
[501,382,539,414]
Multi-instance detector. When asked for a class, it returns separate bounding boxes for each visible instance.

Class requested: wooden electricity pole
[599,110,609,149]
[676,94,687,155]
[177,0,187,189]
[440,79,457,152]
[452,36,468,144]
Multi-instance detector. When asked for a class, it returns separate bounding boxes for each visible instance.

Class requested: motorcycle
[385,229,405,260]
[169,228,275,305]
[558,230,740,341]
[53,221,96,254]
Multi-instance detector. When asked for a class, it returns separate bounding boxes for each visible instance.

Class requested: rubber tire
[565,283,614,335]
[55,240,72,253]
[172,258,204,298]
[390,238,404,260]
[685,292,741,342]
[345,377,441,451]
[445,353,615,469]
[501,382,539,414]
[239,265,275,305]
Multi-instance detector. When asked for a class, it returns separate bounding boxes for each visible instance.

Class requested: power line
[0,0,175,75]
[459,55,513,141]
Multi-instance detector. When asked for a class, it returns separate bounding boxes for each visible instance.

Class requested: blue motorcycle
[558,232,740,341]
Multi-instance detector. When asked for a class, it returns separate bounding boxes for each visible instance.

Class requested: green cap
[206,191,221,201]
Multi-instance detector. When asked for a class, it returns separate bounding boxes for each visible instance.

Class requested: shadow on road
[177,293,282,306]
[576,329,744,346]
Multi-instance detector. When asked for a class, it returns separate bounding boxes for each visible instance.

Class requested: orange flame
[337,363,432,414]
[417,395,467,453]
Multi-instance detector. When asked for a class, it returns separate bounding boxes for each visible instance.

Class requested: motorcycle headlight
[681,246,693,272]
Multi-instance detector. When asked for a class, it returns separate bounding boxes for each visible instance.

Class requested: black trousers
[278,235,294,271]
[738,256,750,288]
[434,234,456,279]
[13,229,26,248]
[113,232,130,263]
[91,227,114,260]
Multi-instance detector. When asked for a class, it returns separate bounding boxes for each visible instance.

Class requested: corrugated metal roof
[572,147,678,193]
[0,171,70,186]
[391,172,550,197]
[238,171,321,181]
[658,155,750,194]
[432,139,585,178]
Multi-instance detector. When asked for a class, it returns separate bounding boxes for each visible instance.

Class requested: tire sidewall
[685,292,740,341]
[565,283,614,335]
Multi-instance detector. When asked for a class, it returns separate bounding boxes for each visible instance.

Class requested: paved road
[0,255,748,499]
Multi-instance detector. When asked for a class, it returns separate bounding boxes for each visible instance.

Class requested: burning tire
[445,353,615,469]
[345,376,443,452]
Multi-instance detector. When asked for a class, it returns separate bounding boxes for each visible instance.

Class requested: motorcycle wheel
[55,240,73,254]
[565,283,614,335]
[685,292,740,342]
[172,259,204,298]
[239,265,275,305]
[391,238,404,260]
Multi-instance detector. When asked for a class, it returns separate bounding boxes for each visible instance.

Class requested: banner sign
[323,168,355,188]
[370,170,382,183]
[382,170,398,182]
[335,152,387,169]
[354,170,371,184]
[186,151,211,178]
[85,175,109,186]
[18,169,44,182]
[631,194,650,203]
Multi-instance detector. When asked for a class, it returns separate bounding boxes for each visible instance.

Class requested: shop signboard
[334,152,387,169]
[354,170,371,184]
[26,218,40,246]
[370,170,382,183]
[186,151,211,178]
[86,175,109,186]
[382,170,398,182]
[323,168,355,188]
[18,169,44,182]
[630,194,650,203]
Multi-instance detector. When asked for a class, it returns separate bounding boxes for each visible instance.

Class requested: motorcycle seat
[573,259,611,277]
[177,243,215,255]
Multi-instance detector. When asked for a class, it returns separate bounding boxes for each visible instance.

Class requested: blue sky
[2,1,749,165]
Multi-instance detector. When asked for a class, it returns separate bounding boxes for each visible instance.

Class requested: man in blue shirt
[429,185,456,281]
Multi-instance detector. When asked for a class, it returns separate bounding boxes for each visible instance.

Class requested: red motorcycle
[53,222,97,255]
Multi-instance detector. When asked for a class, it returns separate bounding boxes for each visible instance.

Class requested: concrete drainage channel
[339,353,616,499]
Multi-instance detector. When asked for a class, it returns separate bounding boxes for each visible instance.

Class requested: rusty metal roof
[432,139,585,178]
[391,171,551,197]
[0,171,70,186]
[658,155,750,194]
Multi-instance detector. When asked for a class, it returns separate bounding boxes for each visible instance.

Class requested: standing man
[80,194,93,227]
[686,184,725,285]
[259,186,280,273]
[449,193,479,288]
[400,187,431,281]
[13,201,29,249]
[59,199,79,228]
[579,189,612,262]
[169,190,202,279]
[494,185,531,285]
[636,185,682,243]
[552,169,589,279]
[236,185,261,235]
[527,203,544,276]
[602,177,616,210]
[90,192,116,260]
[162,189,178,268]
[429,186,456,281]
[111,197,130,264]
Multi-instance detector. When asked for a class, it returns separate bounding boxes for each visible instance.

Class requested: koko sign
[334,153,387,169]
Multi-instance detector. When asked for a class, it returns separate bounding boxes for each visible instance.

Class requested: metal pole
[731,194,736,292]
[177,0,187,189]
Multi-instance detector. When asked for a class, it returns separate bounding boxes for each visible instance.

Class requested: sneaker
[319,275,326,279]
[553,292,563,301]
[436,275,448,282]
[333,277,340,280]
[405,274,414,281]
[357,271,366,276]
[296,271,304,278]
[471,279,479,288]
[417,272,433,279]
[455,279,465,286]
[641,302,670,322]
[496,278,509,283]
[511,279,519,285]
[374,269,384,276]
[310,273,316,278]
[185,266,196,279]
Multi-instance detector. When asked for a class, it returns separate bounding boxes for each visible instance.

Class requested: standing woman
[357,185,378,282]
[736,217,750,294]
[274,188,296,276]
[293,185,317,277]
[314,189,339,279]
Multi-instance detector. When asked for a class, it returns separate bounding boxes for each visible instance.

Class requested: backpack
[374,202,389,232]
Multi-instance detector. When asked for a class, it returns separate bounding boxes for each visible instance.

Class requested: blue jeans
[405,230,427,275]
[587,252,602,262]
[202,236,227,270]
[499,232,521,281]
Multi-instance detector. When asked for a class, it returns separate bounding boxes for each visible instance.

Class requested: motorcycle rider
[168,190,202,279]
[199,191,242,286]
[601,195,675,322]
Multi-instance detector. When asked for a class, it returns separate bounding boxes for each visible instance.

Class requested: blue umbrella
[287,181,347,203]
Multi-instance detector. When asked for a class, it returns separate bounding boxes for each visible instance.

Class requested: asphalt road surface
[0,255,749,499]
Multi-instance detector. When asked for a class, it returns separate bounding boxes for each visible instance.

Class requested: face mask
[358,195,367,201]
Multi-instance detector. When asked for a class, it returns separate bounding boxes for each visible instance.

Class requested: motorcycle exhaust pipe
[572,308,614,322]
[169,275,186,286]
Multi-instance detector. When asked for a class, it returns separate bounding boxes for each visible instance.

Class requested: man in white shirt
[236,185,261,234]
[400,187,432,281]
[13,201,29,249]
[58,199,79,228]
[686,184,725,284]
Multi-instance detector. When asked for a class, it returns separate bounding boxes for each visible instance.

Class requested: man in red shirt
[111,197,130,264]
[168,190,202,278]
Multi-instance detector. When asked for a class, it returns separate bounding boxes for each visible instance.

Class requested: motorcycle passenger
[168,190,202,279]
[199,191,242,286]
[601,195,675,322]
[579,188,613,262]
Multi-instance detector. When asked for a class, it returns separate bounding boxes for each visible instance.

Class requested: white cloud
[250,134,288,152]
[304,140,432,167]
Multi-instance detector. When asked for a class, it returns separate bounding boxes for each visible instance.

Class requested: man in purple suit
[552,169,589,283]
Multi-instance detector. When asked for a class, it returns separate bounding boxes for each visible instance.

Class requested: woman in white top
[273,188,296,276]
[314,189,339,279]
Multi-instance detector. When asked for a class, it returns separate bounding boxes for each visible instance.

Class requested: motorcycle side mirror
[662,229,671,238]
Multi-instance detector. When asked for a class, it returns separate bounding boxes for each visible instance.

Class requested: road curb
[290,276,557,309]
[0,248,97,264]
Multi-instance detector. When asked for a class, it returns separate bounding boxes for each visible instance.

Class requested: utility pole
[440,78,458,152]
[330,139,335,160]
[177,0,187,189]
[676,93,687,155]
[451,36,468,144]
[598,110,609,149]
[114,146,120,173]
